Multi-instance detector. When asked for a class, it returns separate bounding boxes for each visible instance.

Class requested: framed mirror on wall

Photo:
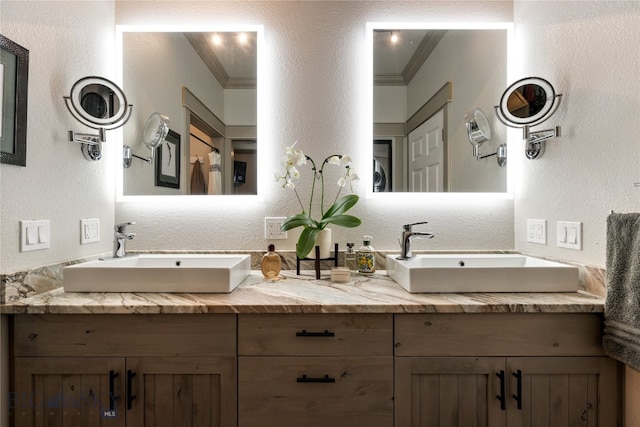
[368,23,513,195]
[0,34,29,167]
[116,26,261,198]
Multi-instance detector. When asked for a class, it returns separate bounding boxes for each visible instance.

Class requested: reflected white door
[408,109,444,192]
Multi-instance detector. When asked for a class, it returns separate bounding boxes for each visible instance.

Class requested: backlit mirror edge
[364,21,516,201]
[114,24,266,203]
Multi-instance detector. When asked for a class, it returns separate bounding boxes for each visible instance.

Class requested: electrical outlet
[265,217,287,240]
[527,219,547,244]
[80,218,100,244]
[557,221,582,250]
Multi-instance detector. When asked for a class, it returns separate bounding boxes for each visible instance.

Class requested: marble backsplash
[0,250,606,304]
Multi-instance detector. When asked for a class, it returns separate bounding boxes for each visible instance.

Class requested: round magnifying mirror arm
[122,144,153,168]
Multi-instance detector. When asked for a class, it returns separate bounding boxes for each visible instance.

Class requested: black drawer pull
[496,370,506,411]
[126,370,136,410]
[296,329,335,337]
[512,370,523,410]
[297,374,336,383]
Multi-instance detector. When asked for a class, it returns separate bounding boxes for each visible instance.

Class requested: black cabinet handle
[512,370,523,410]
[296,374,336,383]
[295,329,335,337]
[108,370,119,411]
[126,370,136,410]
[496,370,506,411]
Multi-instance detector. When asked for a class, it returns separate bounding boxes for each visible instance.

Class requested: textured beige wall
[513,1,640,268]
[0,1,116,273]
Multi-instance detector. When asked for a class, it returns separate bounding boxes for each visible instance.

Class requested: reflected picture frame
[155,129,180,189]
[0,34,29,166]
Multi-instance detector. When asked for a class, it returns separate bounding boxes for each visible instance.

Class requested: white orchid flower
[340,156,352,166]
[284,179,295,189]
[327,155,341,165]
[288,166,300,179]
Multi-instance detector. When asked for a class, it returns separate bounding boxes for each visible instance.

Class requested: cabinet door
[506,357,619,427]
[13,357,126,427]
[239,356,393,427]
[395,357,506,427]
[125,357,236,427]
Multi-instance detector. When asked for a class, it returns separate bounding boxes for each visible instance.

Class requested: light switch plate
[20,220,50,252]
[557,221,582,250]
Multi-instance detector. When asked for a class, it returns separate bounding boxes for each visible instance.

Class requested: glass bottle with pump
[357,235,375,274]
[345,243,357,274]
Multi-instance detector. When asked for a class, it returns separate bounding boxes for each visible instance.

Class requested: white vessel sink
[63,254,251,293]
[386,254,578,293]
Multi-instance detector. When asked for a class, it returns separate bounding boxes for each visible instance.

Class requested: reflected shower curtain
[208,151,222,195]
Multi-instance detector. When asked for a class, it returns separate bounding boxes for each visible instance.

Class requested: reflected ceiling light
[211,34,222,46]
[237,32,248,45]
[389,32,399,44]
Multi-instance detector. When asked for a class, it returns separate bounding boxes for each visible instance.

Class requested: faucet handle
[403,221,428,231]
[115,222,136,233]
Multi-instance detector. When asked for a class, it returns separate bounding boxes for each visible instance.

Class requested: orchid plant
[276,142,361,259]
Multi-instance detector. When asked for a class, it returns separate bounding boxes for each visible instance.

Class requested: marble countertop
[1,270,605,315]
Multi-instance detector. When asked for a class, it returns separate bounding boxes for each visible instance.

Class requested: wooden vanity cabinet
[394,313,620,427]
[11,314,237,427]
[237,314,394,427]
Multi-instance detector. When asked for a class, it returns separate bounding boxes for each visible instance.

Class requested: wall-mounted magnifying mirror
[143,113,170,157]
[123,113,170,168]
[465,108,491,156]
[371,25,509,193]
[465,108,506,167]
[64,76,132,161]
[119,27,259,196]
[495,76,562,160]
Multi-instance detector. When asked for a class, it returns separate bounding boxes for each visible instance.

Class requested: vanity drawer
[13,314,237,357]
[238,356,393,427]
[395,313,605,357]
[238,314,392,356]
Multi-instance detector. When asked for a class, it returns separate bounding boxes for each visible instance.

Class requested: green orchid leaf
[281,214,316,231]
[323,194,359,219]
[296,227,320,259]
[319,214,361,228]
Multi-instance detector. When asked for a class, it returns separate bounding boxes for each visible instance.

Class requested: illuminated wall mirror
[370,23,511,193]
[118,26,260,196]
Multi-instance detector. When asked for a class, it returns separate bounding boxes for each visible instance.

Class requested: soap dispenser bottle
[357,235,376,274]
[261,244,282,278]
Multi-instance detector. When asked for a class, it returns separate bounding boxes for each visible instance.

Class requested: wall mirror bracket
[64,76,132,161]
[495,76,562,160]
[123,113,170,168]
